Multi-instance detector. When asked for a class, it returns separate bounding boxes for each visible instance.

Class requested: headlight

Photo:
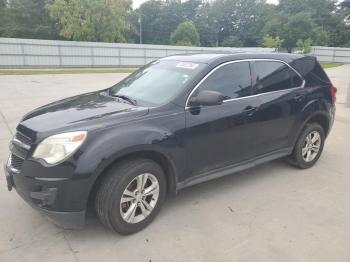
[33,131,87,165]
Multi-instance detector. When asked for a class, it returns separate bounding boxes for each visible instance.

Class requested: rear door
[251,60,306,156]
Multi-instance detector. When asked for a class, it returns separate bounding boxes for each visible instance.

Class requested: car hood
[18,90,149,137]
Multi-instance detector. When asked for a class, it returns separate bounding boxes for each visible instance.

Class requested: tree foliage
[0,0,350,49]
[46,0,131,42]
[221,36,243,47]
[170,21,200,46]
[297,38,313,53]
[193,1,218,46]
[136,0,201,45]
[263,35,284,49]
[0,0,59,39]
[283,12,315,52]
[209,0,272,47]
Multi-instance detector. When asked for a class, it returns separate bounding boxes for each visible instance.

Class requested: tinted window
[196,62,252,100]
[291,57,330,87]
[253,61,303,94]
[290,68,303,87]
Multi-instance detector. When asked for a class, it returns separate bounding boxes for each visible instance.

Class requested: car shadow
[70,158,296,239]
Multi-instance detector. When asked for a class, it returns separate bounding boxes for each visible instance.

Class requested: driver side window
[195,62,252,100]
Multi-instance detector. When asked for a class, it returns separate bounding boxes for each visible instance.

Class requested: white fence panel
[0,37,274,68]
[311,46,350,63]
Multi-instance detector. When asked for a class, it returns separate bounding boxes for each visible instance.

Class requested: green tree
[193,2,218,46]
[261,12,286,38]
[210,0,275,46]
[263,11,316,52]
[221,36,243,47]
[262,34,284,49]
[328,8,350,47]
[0,0,8,36]
[1,0,349,49]
[278,0,342,47]
[296,38,313,53]
[170,21,200,46]
[47,0,131,42]
[312,27,330,46]
[124,12,138,43]
[182,0,202,21]
[138,0,169,44]
[0,0,59,39]
[282,12,315,52]
[137,0,201,45]
[279,0,335,16]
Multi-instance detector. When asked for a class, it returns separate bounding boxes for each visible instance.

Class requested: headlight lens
[33,131,87,165]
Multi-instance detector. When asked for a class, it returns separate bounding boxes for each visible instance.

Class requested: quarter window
[253,61,303,94]
[195,62,252,100]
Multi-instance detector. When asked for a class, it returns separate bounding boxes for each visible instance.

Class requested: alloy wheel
[120,173,160,224]
[302,131,321,162]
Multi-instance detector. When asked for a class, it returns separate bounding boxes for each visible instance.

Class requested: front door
[184,61,260,180]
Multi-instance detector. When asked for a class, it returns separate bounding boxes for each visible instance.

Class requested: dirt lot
[1,67,350,262]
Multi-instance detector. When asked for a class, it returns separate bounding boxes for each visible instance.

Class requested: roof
[160,52,306,66]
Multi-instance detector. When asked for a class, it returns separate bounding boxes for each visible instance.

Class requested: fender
[72,121,185,207]
[292,98,332,146]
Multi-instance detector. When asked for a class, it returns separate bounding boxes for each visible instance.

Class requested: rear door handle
[243,106,257,116]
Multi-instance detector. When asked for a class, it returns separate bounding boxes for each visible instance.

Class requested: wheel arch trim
[293,110,331,147]
[85,145,179,209]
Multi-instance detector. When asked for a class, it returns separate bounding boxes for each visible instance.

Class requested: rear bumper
[329,104,336,135]
[4,161,88,229]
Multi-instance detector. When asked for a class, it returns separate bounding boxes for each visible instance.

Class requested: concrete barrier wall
[0,38,274,68]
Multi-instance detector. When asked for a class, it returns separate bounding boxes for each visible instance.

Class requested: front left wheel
[95,158,166,234]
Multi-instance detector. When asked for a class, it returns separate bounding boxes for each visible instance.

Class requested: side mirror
[189,90,224,107]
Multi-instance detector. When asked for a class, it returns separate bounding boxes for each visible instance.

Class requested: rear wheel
[95,158,166,234]
[288,123,325,169]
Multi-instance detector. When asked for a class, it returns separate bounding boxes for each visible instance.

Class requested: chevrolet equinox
[4,53,336,234]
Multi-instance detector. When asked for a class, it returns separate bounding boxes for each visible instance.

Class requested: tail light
[330,86,337,103]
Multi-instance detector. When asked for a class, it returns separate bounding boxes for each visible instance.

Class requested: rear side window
[253,61,303,94]
[196,62,252,100]
[291,57,331,87]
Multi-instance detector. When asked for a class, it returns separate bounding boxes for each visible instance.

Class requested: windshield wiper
[110,91,137,106]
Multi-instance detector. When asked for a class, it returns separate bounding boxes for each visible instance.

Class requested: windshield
[110,60,205,106]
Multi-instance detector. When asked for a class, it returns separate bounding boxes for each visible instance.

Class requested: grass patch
[320,63,343,69]
[0,68,137,75]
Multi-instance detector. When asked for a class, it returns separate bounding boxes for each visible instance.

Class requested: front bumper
[4,159,87,229]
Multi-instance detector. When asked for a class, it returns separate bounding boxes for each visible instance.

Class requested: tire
[95,158,166,234]
[287,122,325,169]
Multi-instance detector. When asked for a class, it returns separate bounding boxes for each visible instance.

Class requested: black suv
[4,53,336,234]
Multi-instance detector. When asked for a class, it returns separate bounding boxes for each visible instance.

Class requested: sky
[133,0,279,9]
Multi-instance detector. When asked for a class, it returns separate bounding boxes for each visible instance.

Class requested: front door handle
[243,106,257,116]
[294,94,306,102]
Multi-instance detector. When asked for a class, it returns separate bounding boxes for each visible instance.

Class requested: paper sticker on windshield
[176,62,199,70]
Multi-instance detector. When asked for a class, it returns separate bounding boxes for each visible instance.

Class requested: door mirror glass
[189,90,224,107]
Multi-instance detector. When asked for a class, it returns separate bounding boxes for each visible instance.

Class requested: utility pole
[138,16,143,44]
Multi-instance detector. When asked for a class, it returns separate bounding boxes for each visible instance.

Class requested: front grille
[15,131,32,145]
[10,154,24,171]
